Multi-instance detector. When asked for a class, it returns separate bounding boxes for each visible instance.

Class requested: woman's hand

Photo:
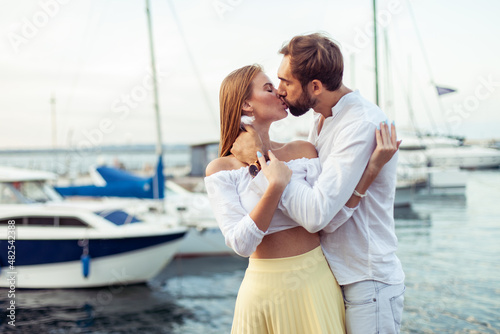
[258,150,292,191]
[344,121,401,208]
[368,121,401,171]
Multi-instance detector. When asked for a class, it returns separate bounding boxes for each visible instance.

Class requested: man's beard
[286,89,317,117]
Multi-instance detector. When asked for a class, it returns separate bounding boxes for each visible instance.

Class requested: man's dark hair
[279,33,344,91]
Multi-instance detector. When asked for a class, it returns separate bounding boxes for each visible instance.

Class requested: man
[231,33,405,333]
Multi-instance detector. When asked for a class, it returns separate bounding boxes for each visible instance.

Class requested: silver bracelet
[353,189,367,198]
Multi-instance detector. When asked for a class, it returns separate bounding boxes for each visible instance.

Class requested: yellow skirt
[231,246,345,334]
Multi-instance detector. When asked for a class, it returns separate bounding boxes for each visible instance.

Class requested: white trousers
[342,280,405,334]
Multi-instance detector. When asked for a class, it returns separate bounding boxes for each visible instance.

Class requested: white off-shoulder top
[204,158,355,257]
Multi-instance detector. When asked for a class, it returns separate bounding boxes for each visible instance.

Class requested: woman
[204,65,399,333]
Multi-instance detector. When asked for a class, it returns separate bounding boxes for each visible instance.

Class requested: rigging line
[392,13,439,136]
[415,74,439,135]
[406,0,451,135]
[392,52,422,137]
[406,56,421,138]
[63,0,102,117]
[388,14,421,138]
[382,28,394,121]
[166,0,219,133]
[63,0,108,153]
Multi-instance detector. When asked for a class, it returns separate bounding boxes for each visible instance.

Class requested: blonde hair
[218,64,262,157]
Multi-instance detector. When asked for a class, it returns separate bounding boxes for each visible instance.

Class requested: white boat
[0,166,187,288]
[163,181,233,257]
[58,169,234,258]
[394,181,415,208]
[397,149,468,195]
[400,133,500,170]
[128,179,233,257]
[426,146,500,170]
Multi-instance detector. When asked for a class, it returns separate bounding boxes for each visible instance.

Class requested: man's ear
[242,101,253,114]
[310,79,323,96]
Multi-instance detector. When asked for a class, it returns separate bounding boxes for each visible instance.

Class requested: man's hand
[230,124,264,165]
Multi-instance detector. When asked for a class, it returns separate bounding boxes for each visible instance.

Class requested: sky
[1,0,499,149]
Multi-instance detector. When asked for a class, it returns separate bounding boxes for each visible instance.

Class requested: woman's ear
[242,101,253,114]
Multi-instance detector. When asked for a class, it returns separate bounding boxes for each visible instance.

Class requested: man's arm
[230,125,264,166]
[344,121,400,208]
[278,121,377,233]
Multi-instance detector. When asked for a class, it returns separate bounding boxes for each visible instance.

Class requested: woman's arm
[205,153,292,257]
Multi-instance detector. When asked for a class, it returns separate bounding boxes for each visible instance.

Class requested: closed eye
[264,83,275,93]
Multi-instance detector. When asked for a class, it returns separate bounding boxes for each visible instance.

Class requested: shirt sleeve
[250,157,361,233]
[278,121,376,233]
[204,172,265,257]
[302,157,359,232]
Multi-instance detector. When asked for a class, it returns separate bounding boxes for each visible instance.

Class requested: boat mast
[51,92,57,148]
[146,0,163,157]
[407,56,422,138]
[145,0,165,208]
[373,0,380,106]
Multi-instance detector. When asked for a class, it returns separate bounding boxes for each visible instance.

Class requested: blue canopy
[55,156,165,199]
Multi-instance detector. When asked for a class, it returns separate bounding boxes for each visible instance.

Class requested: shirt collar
[331,90,358,117]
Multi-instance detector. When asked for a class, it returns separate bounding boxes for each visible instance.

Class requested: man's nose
[277,84,286,97]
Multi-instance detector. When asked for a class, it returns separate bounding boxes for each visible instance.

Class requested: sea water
[1,170,499,333]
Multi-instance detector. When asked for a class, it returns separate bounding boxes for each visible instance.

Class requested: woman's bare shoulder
[280,140,318,160]
[205,155,246,177]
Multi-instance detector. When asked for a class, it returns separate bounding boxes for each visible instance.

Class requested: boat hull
[395,184,414,208]
[0,233,186,288]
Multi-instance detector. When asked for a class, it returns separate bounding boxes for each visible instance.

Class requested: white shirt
[277,90,404,285]
[204,158,355,257]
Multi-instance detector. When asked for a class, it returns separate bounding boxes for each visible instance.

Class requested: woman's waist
[248,245,327,272]
[252,226,320,259]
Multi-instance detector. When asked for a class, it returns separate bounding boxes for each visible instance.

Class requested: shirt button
[373,298,377,302]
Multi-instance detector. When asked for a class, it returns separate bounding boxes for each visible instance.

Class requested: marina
[0,169,498,333]
[1,0,499,332]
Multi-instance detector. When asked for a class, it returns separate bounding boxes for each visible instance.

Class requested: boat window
[58,217,88,227]
[43,183,64,202]
[0,218,20,225]
[96,210,141,225]
[0,216,89,227]
[12,181,53,203]
[0,183,22,204]
[27,216,55,226]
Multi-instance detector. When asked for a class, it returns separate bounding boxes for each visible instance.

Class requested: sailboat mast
[145,0,165,207]
[407,56,421,138]
[51,92,57,148]
[145,0,163,157]
[373,0,380,106]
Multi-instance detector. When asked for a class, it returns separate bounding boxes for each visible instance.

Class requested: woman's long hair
[218,64,262,157]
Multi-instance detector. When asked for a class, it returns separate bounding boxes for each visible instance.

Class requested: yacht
[56,160,233,258]
[0,166,187,288]
[400,133,500,170]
